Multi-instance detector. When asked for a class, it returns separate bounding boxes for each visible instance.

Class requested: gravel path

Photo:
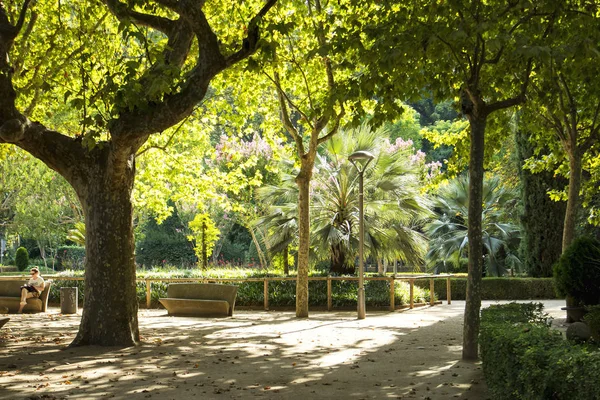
[0,300,566,400]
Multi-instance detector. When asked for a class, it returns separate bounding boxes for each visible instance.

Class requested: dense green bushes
[15,247,29,271]
[56,246,85,270]
[49,269,433,308]
[46,271,559,307]
[481,303,600,400]
[553,237,600,306]
[138,270,433,308]
[135,205,196,268]
[584,305,600,341]
[416,277,557,300]
[48,271,86,304]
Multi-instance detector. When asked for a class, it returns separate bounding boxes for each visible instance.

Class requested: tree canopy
[0,0,599,362]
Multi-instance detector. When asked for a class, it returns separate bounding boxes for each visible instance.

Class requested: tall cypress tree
[515,130,566,277]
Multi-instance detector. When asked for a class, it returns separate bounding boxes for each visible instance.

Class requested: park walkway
[0,300,566,399]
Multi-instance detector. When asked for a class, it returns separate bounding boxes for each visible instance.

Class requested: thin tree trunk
[377,258,384,275]
[296,163,312,318]
[463,116,486,361]
[257,225,271,262]
[283,245,289,275]
[38,242,48,269]
[71,162,139,347]
[248,227,267,269]
[562,151,582,252]
[211,239,223,264]
[201,221,207,269]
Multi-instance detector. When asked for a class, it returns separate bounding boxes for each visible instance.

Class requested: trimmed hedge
[56,246,86,270]
[481,303,600,400]
[48,273,86,304]
[415,277,557,300]
[139,272,433,308]
[48,269,433,308]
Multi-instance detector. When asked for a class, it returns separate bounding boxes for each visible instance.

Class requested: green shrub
[135,205,197,268]
[480,302,600,400]
[134,269,432,308]
[553,236,600,306]
[15,247,29,271]
[415,277,557,300]
[482,302,551,325]
[584,305,600,342]
[56,246,86,270]
[47,271,85,304]
[49,268,434,309]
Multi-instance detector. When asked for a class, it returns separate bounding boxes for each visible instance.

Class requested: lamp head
[348,150,375,173]
[348,150,375,162]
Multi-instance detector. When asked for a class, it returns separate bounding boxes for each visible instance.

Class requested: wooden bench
[0,279,52,313]
[159,283,237,317]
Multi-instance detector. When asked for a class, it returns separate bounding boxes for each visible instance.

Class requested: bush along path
[480,302,600,400]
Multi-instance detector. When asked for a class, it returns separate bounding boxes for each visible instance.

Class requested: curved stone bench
[159,283,237,317]
[0,280,52,313]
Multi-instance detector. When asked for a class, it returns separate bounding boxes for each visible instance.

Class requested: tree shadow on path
[0,302,490,400]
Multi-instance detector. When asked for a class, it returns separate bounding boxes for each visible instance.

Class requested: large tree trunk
[463,116,486,361]
[562,151,582,252]
[71,154,139,347]
[295,160,312,318]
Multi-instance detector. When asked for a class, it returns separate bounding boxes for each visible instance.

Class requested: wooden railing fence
[0,274,453,311]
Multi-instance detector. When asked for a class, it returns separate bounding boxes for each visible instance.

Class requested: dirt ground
[0,300,567,400]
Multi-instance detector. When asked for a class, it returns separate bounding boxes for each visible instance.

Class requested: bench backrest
[0,279,52,312]
[167,283,237,305]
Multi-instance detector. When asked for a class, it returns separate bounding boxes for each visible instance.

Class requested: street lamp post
[349,150,374,320]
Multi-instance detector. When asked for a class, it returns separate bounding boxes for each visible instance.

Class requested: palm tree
[311,124,431,274]
[67,222,86,247]
[425,175,521,276]
[258,125,431,275]
[255,161,299,275]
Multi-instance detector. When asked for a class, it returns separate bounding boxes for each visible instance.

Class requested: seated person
[18,267,45,313]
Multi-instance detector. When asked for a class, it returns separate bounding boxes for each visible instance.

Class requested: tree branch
[558,72,578,138]
[317,106,344,145]
[590,100,600,137]
[13,0,32,38]
[273,70,304,155]
[154,0,183,12]
[136,114,189,157]
[22,12,110,115]
[485,59,532,115]
[263,69,313,130]
[284,35,315,113]
[224,0,278,67]
[0,120,91,186]
[425,25,468,81]
[107,1,276,146]
[581,100,600,151]
[103,0,175,34]
[538,111,565,141]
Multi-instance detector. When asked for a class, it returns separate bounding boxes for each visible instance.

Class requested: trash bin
[60,287,78,314]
